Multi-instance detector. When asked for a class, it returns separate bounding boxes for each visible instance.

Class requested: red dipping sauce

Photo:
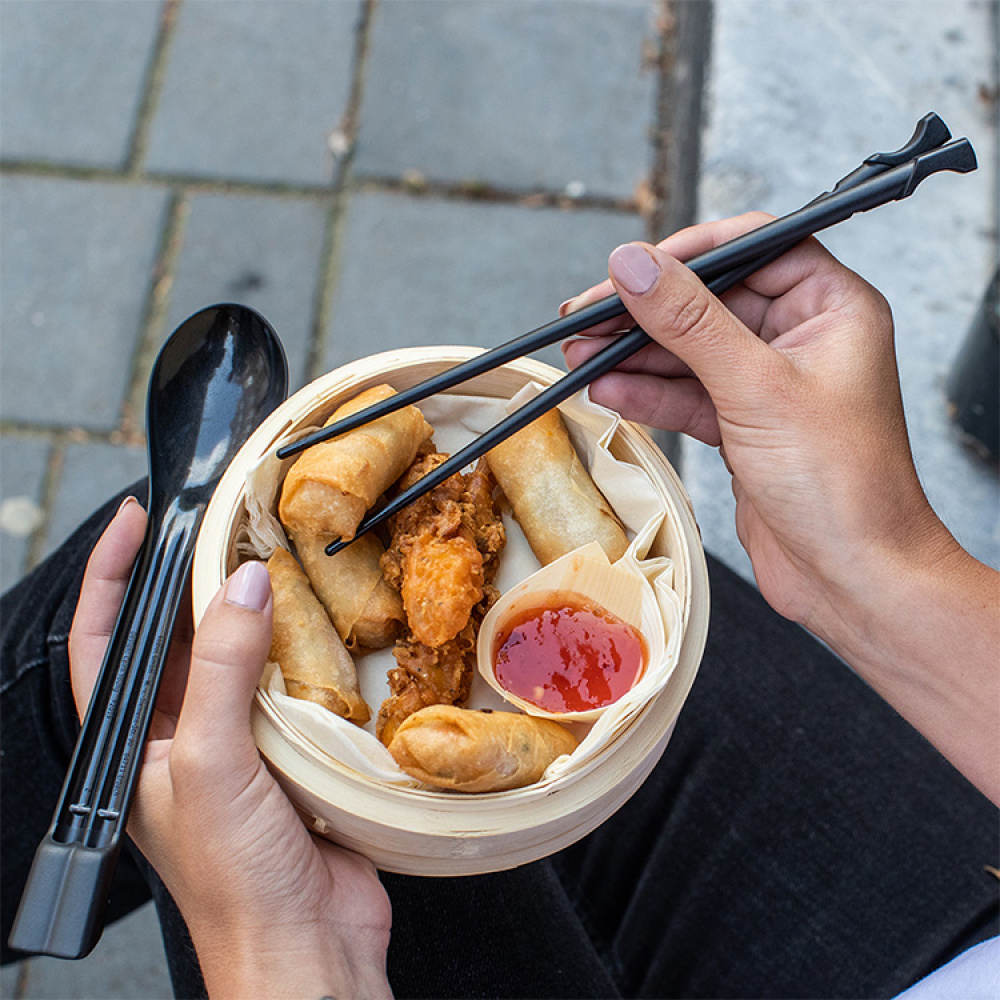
[492,594,646,714]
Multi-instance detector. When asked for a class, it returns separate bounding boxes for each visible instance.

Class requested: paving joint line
[648,0,712,242]
[641,0,714,472]
[1,158,642,212]
[306,0,376,383]
[12,956,29,1000]
[327,0,377,191]
[349,172,640,214]
[124,0,181,177]
[0,160,338,199]
[0,423,136,451]
[307,195,347,384]
[121,188,191,440]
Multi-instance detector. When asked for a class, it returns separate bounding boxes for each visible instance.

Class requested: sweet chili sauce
[492,593,646,713]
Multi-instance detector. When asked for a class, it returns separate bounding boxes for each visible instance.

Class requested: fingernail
[225,560,271,611]
[609,244,660,296]
[558,297,578,317]
[117,495,139,515]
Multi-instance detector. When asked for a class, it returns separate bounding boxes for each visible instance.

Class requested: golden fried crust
[377,456,505,744]
[383,454,503,649]
[376,617,479,745]
[401,533,483,647]
[388,705,579,793]
[463,460,506,578]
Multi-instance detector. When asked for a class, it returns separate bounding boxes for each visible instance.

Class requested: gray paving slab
[700,0,997,217]
[160,191,328,393]
[42,441,148,561]
[18,902,171,1000]
[688,0,999,576]
[1,960,24,999]
[321,191,643,372]
[0,0,163,169]
[0,433,50,594]
[355,0,658,199]
[144,0,362,186]
[0,176,170,432]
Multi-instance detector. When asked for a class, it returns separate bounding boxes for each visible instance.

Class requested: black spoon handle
[8,500,200,960]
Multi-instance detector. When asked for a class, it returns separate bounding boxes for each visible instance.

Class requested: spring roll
[266,548,370,725]
[486,407,628,565]
[291,529,404,651]
[387,705,578,793]
[278,384,433,539]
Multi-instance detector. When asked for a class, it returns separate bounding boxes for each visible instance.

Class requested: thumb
[172,560,273,776]
[608,242,776,405]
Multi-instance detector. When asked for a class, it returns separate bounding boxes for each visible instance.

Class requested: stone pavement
[0,1,996,997]
[691,0,999,580]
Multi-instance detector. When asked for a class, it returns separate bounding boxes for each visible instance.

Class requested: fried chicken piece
[377,455,505,745]
[463,457,506,575]
[382,454,504,648]
[377,616,479,745]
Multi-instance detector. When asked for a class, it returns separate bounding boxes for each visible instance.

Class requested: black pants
[3,487,997,998]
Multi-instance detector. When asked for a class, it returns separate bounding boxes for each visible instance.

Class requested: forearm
[813,527,1000,805]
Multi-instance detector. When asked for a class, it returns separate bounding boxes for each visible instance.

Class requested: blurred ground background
[1,1,996,997]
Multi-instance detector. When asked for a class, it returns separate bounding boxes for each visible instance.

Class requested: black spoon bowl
[9,304,287,960]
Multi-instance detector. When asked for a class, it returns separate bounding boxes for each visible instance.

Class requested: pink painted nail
[609,244,660,296]
[225,560,271,611]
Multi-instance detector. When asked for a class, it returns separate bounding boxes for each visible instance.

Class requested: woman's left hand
[69,497,392,999]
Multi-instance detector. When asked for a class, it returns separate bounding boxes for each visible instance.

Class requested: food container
[192,347,710,876]
[478,542,654,723]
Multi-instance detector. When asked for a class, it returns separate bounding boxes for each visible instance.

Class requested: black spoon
[9,304,288,960]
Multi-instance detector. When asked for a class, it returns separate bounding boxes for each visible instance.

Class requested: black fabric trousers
[3,487,997,999]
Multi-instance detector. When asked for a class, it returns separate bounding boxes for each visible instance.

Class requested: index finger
[561,213,784,333]
[658,213,862,338]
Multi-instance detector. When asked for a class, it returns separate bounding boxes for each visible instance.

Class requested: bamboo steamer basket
[192,347,710,876]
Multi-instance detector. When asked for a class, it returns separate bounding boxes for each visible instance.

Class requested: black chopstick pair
[275,114,973,556]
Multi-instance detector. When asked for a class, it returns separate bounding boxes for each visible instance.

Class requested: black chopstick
[324,134,974,556]
[706,111,952,292]
[281,113,953,463]
[276,293,630,460]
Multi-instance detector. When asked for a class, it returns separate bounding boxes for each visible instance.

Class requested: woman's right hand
[562,217,999,803]
[563,216,947,635]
